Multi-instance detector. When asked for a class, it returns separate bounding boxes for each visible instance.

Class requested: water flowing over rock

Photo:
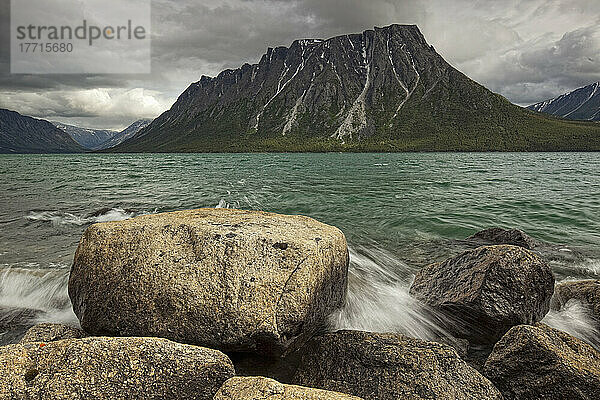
[293,330,502,400]
[409,245,555,343]
[69,208,349,355]
[467,228,538,249]
[214,376,363,399]
[0,336,234,400]
[483,324,600,400]
[19,323,86,344]
[551,280,600,326]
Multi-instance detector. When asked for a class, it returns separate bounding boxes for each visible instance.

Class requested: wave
[25,208,135,226]
[331,245,447,341]
[0,264,78,335]
[543,300,600,349]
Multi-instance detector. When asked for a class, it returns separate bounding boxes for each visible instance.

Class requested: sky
[0,0,599,130]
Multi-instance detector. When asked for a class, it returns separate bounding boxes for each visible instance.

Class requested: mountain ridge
[528,82,600,121]
[0,109,85,154]
[110,24,600,152]
[53,122,118,150]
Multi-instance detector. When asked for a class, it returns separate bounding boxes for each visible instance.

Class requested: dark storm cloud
[0,0,599,128]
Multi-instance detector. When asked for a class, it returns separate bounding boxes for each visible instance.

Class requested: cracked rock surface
[69,208,349,355]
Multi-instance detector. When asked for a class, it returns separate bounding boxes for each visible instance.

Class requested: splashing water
[0,265,78,344]
[543,299,600,348]
[331,246,449,341]
[25,208,135,226]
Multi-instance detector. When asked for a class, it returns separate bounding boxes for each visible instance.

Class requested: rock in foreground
[19,323,86,344]
[484,324,600,400]
[294,330,502,400]
[467,228,538,249]
[0,336,234,400]
[214,376,362,399]
[69,208,349,355]
[410,245,554,342]
[551,280,600,324]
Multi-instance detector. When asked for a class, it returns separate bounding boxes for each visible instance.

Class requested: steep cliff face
[113,24,600,152]
[0,109,85,154]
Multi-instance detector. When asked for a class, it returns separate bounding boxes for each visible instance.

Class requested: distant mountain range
[528,82,600,121]
[110,24,600,152]
[0,109,85,154]
[0,111,153,153]
[53,123,118,149]
[53,119,152,150]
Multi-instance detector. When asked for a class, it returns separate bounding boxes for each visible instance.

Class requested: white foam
[0,264,78,326]
[26,208,134,226]
[543,299,600,348]
[331,246,446,341]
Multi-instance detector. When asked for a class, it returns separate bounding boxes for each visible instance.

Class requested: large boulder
[19,323,86,344]
[214,376,362,399]
[0,336,234,400]
[294,330,502,400]
[551,280,600,324]
[483,324,600,400]
[467,228,538,249]
[410,245,555,342]
[69,208,349,355]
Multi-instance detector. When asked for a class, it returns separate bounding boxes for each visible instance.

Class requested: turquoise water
[1,153,600,343]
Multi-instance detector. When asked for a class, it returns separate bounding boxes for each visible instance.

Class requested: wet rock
[69,208,349,355]
[483,323,600,400]
[214,376,362,399]
[20,323,86,344]
[0,307,39,345]
[551,280,600,325]
[294,330,502,400]
[0,336,234,400]
[467,228,538,249]
[410,245,555,343]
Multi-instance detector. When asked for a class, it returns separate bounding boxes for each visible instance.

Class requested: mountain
[112,24,600,152]
[53,122,118,149]
[528,82,600,121]
[0,109,85,154]
[98,119,152,150]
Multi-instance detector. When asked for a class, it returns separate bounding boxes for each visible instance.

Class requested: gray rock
[294,330,502,400]
[410,245,555,343]
[467,228,538,249]
[214,376,362,399]
[483,323,600,400]
[551,280,600,325]
[19,323,86,344]
[69,208,349,355]
[0,336,234,400]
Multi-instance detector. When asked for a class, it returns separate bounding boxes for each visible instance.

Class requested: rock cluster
[2,213,598,400]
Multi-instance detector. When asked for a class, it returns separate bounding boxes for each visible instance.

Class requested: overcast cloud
[0,0,599,129]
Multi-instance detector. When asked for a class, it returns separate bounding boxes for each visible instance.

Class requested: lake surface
[1,153,599,344]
